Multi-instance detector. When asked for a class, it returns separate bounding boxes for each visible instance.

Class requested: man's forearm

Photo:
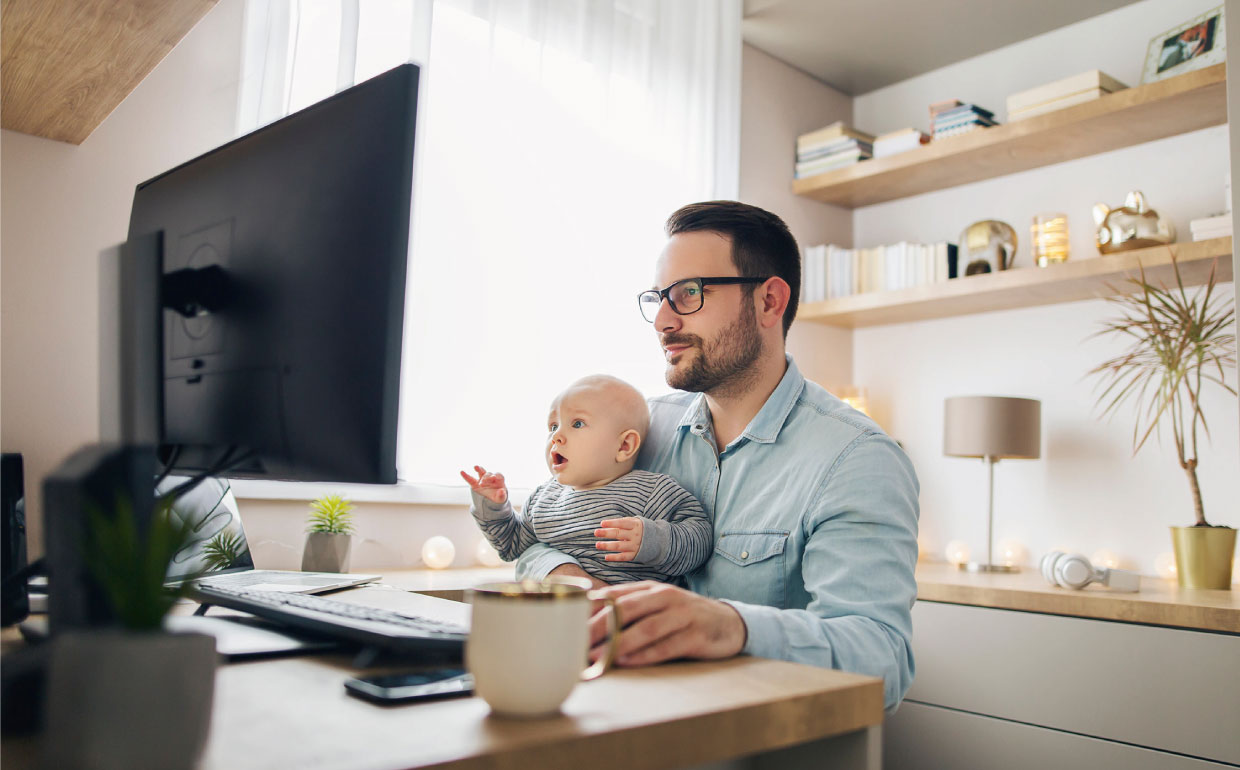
[550,563,608,589]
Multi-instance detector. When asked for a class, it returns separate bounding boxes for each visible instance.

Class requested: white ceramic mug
[465,576,619,717]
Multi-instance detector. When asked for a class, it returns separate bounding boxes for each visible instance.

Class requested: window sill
[230,480,532,506]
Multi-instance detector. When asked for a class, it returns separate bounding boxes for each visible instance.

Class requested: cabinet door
[885,701,1231,770]
[906,601,1240,764]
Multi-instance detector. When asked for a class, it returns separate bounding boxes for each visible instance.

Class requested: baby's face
[545,387,631,490]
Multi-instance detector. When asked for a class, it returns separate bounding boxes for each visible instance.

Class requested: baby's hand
[594,517,644,562]
[460,465,508,504]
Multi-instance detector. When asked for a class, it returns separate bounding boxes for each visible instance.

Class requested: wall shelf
[792,64,1227,209]
[797,237,1233,328]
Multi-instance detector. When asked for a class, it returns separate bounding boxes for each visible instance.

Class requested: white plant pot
[302,531,352,573]
[44,630,216,770]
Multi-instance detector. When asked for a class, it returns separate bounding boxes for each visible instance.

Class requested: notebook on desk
[161,477,379,594]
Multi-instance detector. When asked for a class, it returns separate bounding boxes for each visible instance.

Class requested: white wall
[738,43,856,391]
[847,0,1237,574]
[0,0,246,556]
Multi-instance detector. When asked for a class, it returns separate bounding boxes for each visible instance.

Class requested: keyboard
[190,584,468,655]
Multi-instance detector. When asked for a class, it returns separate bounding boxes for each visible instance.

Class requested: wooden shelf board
[792,64,1227,209]
[916,562,1240,633]
[797,237,1234,328]
[1,0,217,145]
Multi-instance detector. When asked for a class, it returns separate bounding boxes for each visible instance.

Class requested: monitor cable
[158,446,256,506]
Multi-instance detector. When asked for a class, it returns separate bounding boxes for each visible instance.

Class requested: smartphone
[344,668,474,704]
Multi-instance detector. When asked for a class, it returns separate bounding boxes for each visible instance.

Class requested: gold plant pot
[1170,526,1236,590]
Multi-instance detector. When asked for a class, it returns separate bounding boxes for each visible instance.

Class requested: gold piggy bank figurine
[1093,191,1175,253]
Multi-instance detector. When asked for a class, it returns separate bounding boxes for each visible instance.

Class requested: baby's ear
[616,429,642,462]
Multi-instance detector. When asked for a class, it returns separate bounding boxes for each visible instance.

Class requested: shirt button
[740,551,749,559]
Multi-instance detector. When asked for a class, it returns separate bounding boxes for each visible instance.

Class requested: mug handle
[581,593,620,681]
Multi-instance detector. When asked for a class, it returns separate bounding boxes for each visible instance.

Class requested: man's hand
[459,465,508,504]
[548,563,608,590]
[587,582,747,666]
[594,517,644,562]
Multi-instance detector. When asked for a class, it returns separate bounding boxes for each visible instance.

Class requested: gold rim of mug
[467,576,594,601]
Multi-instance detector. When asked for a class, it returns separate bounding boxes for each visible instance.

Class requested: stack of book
[1007,70,1127,121]
[1190,213,1232,241]
[801,241,958,302]
[873,128,930,159]
[929,100,997,139]
[795,122,875,178]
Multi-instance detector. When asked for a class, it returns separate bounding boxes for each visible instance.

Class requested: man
[518,201,919,711]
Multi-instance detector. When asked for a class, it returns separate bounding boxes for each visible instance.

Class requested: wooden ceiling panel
[1,0,217,145]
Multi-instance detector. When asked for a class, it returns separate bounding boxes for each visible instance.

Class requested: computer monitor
[125,63,419,484]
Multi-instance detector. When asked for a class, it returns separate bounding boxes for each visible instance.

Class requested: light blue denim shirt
[517,355,920,711]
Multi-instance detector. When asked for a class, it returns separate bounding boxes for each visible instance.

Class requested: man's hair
[665,201,801,336]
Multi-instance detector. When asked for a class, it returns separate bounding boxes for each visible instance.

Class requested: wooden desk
[5,584,885,770]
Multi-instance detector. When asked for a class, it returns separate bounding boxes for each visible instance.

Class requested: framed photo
[1141,6,1226,84]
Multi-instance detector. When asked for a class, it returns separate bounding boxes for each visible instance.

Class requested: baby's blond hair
[557,374,649,438]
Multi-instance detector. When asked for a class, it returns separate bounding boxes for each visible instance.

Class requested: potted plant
[302,493,356,573]
[45,496,217,769]
[1088,256,1237,589]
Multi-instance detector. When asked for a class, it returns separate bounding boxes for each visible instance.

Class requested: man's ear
[757,277,790,331]
[616,429,642,462]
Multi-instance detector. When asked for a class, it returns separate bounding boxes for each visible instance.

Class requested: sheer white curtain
[238,0,741,491]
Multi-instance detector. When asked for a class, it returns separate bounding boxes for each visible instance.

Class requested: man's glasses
[637,276,770,323]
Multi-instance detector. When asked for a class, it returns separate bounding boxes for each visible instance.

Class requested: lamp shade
[944,396,1041,459]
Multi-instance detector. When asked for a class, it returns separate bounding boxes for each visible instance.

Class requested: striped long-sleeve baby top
[469,469,711,584]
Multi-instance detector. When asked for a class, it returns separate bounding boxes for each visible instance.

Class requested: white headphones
[1039,551,1140,592]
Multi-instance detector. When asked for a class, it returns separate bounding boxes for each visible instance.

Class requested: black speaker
[2,453,29,626]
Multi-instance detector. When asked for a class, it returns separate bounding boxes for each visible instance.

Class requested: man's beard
[663,299,762,397]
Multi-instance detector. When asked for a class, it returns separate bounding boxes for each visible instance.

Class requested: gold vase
[1170,526,1236,589]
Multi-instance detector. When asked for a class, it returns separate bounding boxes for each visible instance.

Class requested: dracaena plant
[1087,256,1236,527]
[307,494,356,535]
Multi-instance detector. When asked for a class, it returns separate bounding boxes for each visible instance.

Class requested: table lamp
[943,396,1041,573]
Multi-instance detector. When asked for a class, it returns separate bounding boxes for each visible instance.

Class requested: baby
[461,374,711,584]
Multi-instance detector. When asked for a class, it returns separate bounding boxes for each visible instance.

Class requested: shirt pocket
[706,530,788,607]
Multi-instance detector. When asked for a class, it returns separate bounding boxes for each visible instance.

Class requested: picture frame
[1141,6,1225,84]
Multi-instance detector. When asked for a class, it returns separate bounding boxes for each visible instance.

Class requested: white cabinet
[884,600,1240,769]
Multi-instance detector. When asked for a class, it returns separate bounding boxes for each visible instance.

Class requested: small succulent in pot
[303,494,356,573]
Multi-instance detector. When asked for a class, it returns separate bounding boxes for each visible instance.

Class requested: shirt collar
[674,354,805,444]
[742,354,804,444]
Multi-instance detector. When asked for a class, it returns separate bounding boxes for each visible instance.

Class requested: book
[797,137,872,161]
[934,122,991,139]
[873,128,929,158]
[929,98,962,116]
[795,153,868,178]
[1006,70,1127,114]
[933,113,998,131]
[934,103,995,121]
[796,121,876,154]
[1190,213,1232,240]
[1007,87,1109,121]
[815,240,958,298]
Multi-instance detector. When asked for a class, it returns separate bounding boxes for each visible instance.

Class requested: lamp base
[960,562,1019,573]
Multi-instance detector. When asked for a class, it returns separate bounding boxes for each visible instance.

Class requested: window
[237,0,740,493]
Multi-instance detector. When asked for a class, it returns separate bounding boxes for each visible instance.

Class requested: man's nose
[654,296,681,333]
